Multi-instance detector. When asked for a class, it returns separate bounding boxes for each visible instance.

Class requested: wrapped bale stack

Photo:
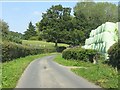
[84,22,119,59]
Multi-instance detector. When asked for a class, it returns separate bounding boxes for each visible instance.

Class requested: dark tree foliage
[0,19,9,40]
[108,41,120,70]
[39,5,73,47]
[23,22,37,40]
[36,2,118,46]
[0,19,23,43]
[74,2,118,38]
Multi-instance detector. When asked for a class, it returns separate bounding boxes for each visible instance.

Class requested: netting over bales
[83,22,119,59]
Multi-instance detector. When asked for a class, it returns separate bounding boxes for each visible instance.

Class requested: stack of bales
[83,22,119,59]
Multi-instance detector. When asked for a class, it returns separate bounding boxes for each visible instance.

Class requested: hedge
[2,41,56,62]
[108,41,120,69]
[56,46,66,52]
[62,47,98,62]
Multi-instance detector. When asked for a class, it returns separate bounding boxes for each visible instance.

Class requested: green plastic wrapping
[104,22,116,32]
[84,22,119,56]
[99,43,102,52]
[105,41,116,52]
[101,42,106,53]
[101,24,105,32]
[90,30,94,37]
[102,32,114,42]
[96,26,102,34]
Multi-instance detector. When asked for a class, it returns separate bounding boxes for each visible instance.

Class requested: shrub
[2,41,56,62]
[56,46,66,52]
[108,41,120,69]
[29,36,39,40]
[62,47,98,62]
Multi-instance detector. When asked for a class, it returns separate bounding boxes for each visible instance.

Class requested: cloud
[33,11,42,16]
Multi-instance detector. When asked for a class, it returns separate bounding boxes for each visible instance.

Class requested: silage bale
[90,30,94,37]
[83,45,87,49]
[114,34,118,42]
[97,43,100,51]
[110,32,118,42]
[96,26,102,34]
[95,35,98,43]
[93,36,95,43]
[101,42,106,53]
[89,37,94,44]
[101,32,114,42]
[99,43,102,52]
[97,44,100,50]
[104,22,116,32]
[99,33,103,42]
[87,39,90,45]
[105,41,116,52]
[89,38,91,45]
[91,44,93,49]
[85,39,88,45]
[101,24,105,32]
[93,30,96,36]
[97,34,101,43]
[94,35,97,43]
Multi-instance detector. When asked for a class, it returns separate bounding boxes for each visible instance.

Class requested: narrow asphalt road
[16,55,101,88]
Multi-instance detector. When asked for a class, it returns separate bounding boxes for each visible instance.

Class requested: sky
[0,0,119,34]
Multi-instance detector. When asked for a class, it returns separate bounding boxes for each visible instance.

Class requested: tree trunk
[55,40,58,47]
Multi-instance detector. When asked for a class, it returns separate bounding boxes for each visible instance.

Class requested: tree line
[1,2,119,46]
[0,19,23,43]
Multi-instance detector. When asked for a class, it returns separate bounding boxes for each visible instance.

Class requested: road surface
[16,55,101,88]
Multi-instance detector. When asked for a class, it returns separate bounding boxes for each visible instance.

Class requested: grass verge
[2,53,56,88]
[54,54,118,88]
[22,40,69,47]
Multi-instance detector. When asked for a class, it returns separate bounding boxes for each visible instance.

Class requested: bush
[62,47,98,62]
[2,41,56,62]
[108,41,120,69]
[29,36,39,40]
[56,46,66,52]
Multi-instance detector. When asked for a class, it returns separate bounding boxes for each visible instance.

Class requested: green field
[22,40,69,48]
[2,53,57,88]
[54,54,118,88]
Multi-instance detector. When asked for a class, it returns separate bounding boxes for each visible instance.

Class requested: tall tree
[40,5,72,47]
[23,22,36,40]
[74,2,118,38]
[0,19,9,40]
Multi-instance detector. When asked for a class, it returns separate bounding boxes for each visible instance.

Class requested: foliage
[62,47,98,62]
[2,41,56,62]
[69,29,85,45]
[54,54,118,88]
[56,46,66,52]
[0,20,23,43]
[0,19,9,40]
[7,31,23,44]
[74,2,118,38]
[23,22,37,40]
[108,41,120,70]
[29,36,39,40]
[38,5,72,47]
[2,53,55,88]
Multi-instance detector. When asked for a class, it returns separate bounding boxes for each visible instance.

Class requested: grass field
[22,40,69,48]
[54,54,118,88]
[2,53,57,88]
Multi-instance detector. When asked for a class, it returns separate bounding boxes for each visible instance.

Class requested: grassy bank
[22,40,69,47]
[2,53,56,88]
[54,54,118,88]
